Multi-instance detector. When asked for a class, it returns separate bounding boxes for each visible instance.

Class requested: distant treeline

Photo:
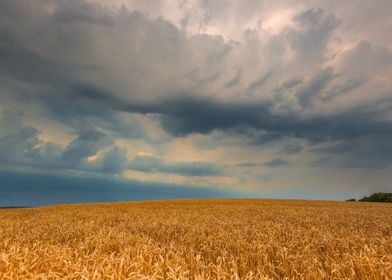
[346,192,392,203]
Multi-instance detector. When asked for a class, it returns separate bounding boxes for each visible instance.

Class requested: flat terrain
[0,199,391,279]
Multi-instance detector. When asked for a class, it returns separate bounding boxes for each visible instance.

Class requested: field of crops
[0,199,391,279]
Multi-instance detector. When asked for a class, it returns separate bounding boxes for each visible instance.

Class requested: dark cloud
[123,95,392,147]
[157,97,264,136]
[31,86,390,170]
[296,67,334,107]
[98,146,128,174]
[62,129,112,163]
[237,158,291,169]
[0,29,73,86]
[129,156,224,177]
[0,1,388,140]
[0,0,391,186]
[0,126,41,163]
[0,2,100,88]
[0,171,243,207]
[313,135,392,169]
[264,158,290,168]
[278,143,303,155]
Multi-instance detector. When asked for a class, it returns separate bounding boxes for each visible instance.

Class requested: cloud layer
[0,0,391,198]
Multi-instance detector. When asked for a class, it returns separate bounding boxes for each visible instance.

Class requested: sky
[0,0,391,205]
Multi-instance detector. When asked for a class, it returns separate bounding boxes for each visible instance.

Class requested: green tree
[359,193,392,203]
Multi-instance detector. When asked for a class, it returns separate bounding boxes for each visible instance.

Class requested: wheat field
[0,199,391,279]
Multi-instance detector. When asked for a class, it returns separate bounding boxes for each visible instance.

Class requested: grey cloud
[0,112,63,169]
[288,8,339,62]
[0,0,391,175]
[246,131,290,146]
[157,97,263,136]
[138,96,392,169]
[278,143,303,155]
[195,72,221,87]
[0,110,24,139]
[99,147,127,173]
[237,162,261,168]
[9,83,147,142]
[273,77,303,102]
[237,158,291,169]
[296,67,334,107]
[129,156,225,177]
[129,95,392,144]
[264,158,290,168]
[313,135,392,169]
[51,1,113,26]
[82,146,129,174]
[62,129,112,163]
[69,90,392,172]
[0,2,103,88]
[341,41,392,75]
[246,70,274,95]
[0,126,41,164]
[9,78,392,171]
[225,69,242,88]
[0,30,72,86]
[322,74,368,101]
[0,111,131,174]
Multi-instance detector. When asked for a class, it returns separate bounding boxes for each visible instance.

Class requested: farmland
[0,199,391,279]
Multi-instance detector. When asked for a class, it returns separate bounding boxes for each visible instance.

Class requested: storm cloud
[0,0,391,199]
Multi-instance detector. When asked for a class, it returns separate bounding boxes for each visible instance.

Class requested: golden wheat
[0,199,391,279]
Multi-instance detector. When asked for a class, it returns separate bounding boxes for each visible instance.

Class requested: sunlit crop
[0,199,391,279]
